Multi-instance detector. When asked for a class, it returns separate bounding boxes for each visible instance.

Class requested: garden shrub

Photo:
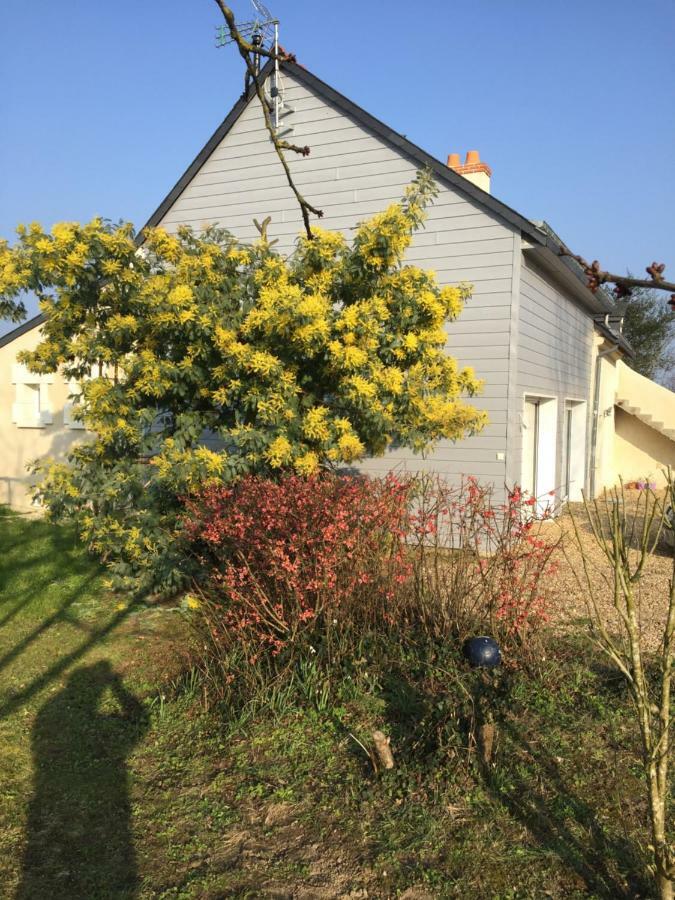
[2,172,486,595]
[182,471,558,704]
[408,475,559,649]
[182,472,413,694]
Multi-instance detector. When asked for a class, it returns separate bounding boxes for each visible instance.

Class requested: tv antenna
[215,1,285,129]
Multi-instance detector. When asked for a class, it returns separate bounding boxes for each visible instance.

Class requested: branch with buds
[558,245,675,310]
[213,0,323,239]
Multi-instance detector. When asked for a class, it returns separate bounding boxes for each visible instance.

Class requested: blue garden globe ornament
[464,636,501,669]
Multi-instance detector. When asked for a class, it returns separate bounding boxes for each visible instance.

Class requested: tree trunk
[648,763,672,900]
[657,873,673,900]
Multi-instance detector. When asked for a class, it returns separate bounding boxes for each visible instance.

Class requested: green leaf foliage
[0,172,487,595]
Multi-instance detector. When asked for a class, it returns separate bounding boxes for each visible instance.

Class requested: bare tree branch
[213,0,323,239]
[558,245,675,306]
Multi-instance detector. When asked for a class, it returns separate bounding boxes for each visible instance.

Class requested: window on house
[63,380,86,430]
[11,365,53,428]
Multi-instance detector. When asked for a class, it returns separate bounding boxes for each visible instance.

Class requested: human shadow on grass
[17,661,149,900]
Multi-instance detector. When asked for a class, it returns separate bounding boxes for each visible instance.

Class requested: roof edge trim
[0,314,45,349]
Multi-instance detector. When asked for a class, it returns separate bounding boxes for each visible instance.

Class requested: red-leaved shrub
[409,475,559,643]
[181,473,412,662]
[181,472,559,701]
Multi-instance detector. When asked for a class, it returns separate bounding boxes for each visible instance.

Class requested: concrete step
[616,399,675,442]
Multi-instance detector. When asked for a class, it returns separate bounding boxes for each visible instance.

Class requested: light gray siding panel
[410,226,514,247]
[446,317,513,334]
[157,74,516,489]
[514,257,594,495]
[446,305,511,323]
[445,330,510,347]
[408,249,514,267]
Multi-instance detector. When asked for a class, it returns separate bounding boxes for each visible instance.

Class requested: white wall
[514,256,594,499]
[157,71,519,487]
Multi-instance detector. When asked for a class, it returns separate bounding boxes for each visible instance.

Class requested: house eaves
[522,241,613,317]
[594,315,634,358]
[0,314,45,349]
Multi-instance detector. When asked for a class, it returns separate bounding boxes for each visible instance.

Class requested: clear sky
[1,0,674,334]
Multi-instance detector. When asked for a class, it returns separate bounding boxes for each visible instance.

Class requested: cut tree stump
[372,730,395,769]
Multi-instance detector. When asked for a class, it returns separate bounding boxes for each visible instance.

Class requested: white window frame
[63,378,86,430]
[11,364,53,428]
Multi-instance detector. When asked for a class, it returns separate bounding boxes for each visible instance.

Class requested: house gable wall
[157,73,519,486]
[0,324,82,509]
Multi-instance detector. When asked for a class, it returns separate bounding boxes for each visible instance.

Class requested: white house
[1,58,674,510]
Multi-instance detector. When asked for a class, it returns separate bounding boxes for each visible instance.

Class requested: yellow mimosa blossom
[294,451,320,476]
[168,284,193,305]
[337,433,365,461]
[347,375,377,400]
[266,435,293,468]
[302,406,331,441]
[333,417,353,434]
[52,222,78,243]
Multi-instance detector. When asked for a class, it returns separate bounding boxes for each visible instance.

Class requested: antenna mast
[215,0,282,129]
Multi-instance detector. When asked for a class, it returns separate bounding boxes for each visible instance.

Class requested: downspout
[589,344,618,498]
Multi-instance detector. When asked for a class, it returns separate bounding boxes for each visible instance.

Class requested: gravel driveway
[543,490,674,652]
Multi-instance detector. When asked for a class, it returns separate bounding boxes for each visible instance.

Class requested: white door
[522,396,558,513]
[522,399,538,498]
[564,401,587,501]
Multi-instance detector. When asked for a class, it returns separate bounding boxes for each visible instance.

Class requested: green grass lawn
[0,507,662,898]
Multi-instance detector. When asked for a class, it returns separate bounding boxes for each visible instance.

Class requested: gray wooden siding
[158,73,519,487]
[514,257,594,493]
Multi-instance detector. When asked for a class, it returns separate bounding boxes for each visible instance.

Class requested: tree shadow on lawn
[483,713,651,899]
[16,660,149,900]
[379,658,650,899]
[0,571,100,678]
[0,516,100,634]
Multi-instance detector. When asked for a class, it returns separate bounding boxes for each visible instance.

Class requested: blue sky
[1,0,674,333]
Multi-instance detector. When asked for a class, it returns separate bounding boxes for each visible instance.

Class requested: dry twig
[213,1,323,239]
[372,730,395,770]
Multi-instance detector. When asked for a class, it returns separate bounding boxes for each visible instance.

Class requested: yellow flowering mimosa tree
[0,171,486,592]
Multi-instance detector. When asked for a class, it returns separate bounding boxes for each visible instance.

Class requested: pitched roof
[0,58,615,346]
[144,60,545,242]
[0,314,45,350]
[141,59,611,318]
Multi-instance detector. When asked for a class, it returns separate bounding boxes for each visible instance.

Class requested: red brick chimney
[447,150,492,194]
